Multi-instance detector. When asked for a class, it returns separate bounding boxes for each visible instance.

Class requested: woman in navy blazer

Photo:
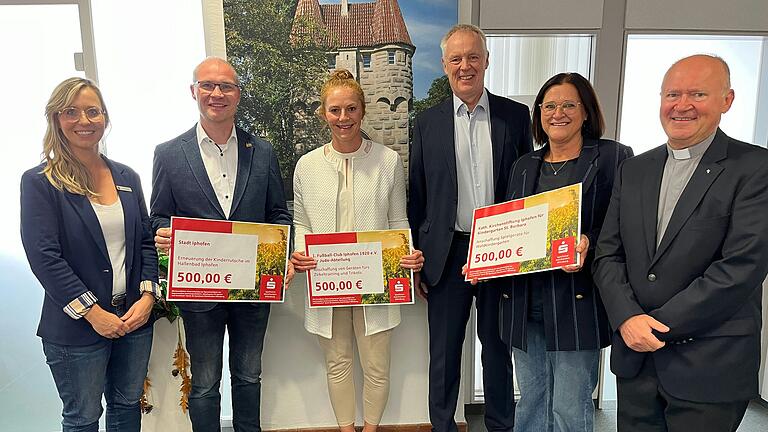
[20,78,158,432]
[497,73,633,432]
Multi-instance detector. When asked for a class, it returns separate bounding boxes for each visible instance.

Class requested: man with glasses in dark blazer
[150,57,291,432]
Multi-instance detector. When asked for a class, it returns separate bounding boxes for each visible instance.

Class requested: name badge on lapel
[116,185,133,192]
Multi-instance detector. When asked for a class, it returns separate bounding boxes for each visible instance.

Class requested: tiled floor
[467,400,768,432]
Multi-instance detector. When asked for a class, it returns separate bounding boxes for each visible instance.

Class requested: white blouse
[293,140,409,338]
[90,197,126,297]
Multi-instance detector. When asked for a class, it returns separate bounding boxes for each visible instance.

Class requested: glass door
[0,2,94,430]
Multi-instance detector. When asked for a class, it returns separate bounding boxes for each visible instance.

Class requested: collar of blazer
[64,157,138,269]
[437,91,509,201]
[516,138,601,198]
[179,125,255,219]
[646,128,728,264]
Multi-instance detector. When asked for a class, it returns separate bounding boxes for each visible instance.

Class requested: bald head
[663,55,731,94]
[659,54,735,149]
[193,57,240,85]
[190,56,241,134]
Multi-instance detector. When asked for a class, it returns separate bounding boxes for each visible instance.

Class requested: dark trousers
[427,234,515,432]
[182,303,270,432]
[617,356,749,432]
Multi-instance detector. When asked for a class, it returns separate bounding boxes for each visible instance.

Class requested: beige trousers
[317,306,392,426]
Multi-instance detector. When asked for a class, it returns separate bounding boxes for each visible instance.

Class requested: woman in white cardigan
[290,70,424,432]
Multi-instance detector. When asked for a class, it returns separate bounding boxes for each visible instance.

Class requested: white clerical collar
[666,131,716,160]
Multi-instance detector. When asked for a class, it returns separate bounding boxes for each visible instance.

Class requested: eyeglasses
[539,100,582,114]
[57,107,106,123]
[195,81,241,94]
[662,91,708,103]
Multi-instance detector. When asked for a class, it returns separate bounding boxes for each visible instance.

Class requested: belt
[453,231,471,240]
[111,293,126,307]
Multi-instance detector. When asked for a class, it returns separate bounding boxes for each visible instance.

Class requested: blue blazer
[408,92,533,286]
[499,139,633,352]
[149,126,291,312]
[20,158,159,346]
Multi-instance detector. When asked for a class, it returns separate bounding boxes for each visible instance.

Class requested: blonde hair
[318,69,366,118]
[41,77,110,197]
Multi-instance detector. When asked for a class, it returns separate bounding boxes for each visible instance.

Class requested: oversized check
[465,183,582,281]
[305,229,414,308]
[167,216,290,302]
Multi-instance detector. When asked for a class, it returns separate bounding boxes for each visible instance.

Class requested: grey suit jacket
[150,125,291,312]
[593,129,768,403]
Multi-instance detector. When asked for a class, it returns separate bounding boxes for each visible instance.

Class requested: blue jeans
[182,303,270,432]
[512,320,599,432]
[42,325,153,432]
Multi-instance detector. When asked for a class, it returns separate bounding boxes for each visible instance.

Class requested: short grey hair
[440,24,488,57]
[192,56,241,85]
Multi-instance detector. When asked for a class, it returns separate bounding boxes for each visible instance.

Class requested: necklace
[548,160,568,175]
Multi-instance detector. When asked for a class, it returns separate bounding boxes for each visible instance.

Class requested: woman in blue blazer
[20,78,159,432]
[498,73,633,432]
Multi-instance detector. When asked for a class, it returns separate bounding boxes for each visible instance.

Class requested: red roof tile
[292,0,413,49]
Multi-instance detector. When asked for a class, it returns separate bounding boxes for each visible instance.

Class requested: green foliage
[227,289,261,301]
[158,254,169,278]
[361,292,389,304]
[359,244,409,305]
[256,240,288,276]
[518,198,580,272]
[413,75,451,117]
[224,0,330,186]
[410,75,451,148]
[154,251,180,323]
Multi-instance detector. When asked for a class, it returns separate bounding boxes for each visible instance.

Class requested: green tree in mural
[413,75,451,117]
[409,75,451,149]
[224,0,329,190]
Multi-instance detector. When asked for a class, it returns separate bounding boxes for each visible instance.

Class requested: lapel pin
[245,142,253,148]
[706,169,711,174]
[116,185,133,192]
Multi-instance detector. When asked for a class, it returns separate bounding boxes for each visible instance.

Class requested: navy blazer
[594,129,768,403]
[150,126,291,312]
[408,92,533,286]
[499,139,633,352]
[20,158,158,346]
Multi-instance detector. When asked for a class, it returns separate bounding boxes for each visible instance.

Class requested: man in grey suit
[150,57,291,432]
[594,54,768,432]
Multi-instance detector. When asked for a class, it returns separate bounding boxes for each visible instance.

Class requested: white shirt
[453,90,494,232]
[326,141,371,232]
[196,123,238,218]
[90,197,126,297]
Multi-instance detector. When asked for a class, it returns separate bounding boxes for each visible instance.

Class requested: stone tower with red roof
[292,0,415,165]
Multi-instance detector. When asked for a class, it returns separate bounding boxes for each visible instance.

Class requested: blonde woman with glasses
[20,77,159,432]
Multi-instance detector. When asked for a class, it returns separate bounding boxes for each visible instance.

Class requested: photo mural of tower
[292,0,415,165]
